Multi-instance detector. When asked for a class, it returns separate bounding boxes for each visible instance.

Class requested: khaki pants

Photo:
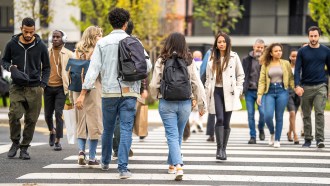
[301,83,327,142]
[8,84,42,147]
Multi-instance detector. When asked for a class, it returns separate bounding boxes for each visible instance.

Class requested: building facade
[0,0,328,60]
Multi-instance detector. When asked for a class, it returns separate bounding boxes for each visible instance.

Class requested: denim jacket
[82,30,152,97]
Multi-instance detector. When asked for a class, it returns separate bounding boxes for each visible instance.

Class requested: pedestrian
[242,39,266,144]
[149,32,206,181]
[75,8,152,179]
[72,26,103,166]
[45,30,73,151]
[286,48,300,144]
[294,26,330,148]
[1,17,50,159]
[190,50,204,133]
[257,43,294,148]
[204,32,245,160]
[112,20,150,158]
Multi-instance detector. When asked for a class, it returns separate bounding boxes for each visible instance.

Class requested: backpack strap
[81,68,85,84]
[67,66,72,85]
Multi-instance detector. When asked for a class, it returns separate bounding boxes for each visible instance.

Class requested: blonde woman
[72,26,103,165]
[257,43,294,148]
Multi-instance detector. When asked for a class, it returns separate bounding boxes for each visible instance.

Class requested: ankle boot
[221,128,231,160]
[215,126,224,159]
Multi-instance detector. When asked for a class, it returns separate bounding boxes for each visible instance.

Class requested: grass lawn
[148,98,330,111]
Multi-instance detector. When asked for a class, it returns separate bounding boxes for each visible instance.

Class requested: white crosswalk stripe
[17,127,330,185]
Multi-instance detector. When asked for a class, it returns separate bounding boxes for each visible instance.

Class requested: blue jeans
[245,90,265,138]
[264,83,289,141]
[159,99,191,166]
[77,138,98,160]
[101,97,137,172]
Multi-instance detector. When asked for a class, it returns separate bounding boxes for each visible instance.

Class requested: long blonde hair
[75,26,102,59]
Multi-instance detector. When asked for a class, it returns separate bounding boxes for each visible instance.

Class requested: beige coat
[149,58,207,113]
[71,50,103,140]
[205,51,245,113]
[48,46,73,95]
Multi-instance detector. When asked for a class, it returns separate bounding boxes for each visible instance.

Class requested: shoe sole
[78,158,86,165]
[119,176,131,179]
[19,156,30,160]
[175,174,183,181]
[317,144,325,148]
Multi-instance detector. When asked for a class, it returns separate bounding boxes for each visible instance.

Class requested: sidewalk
[0,107,329,130]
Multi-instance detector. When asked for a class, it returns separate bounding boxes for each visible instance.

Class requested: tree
[309,0,330,39]
[69,0,118,34]
[116,0,164,62]
[192,0,244,35]
[14,0,54,39]
[70,0,164,62]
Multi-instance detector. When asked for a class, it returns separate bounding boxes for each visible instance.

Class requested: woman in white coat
[205,32,245,160]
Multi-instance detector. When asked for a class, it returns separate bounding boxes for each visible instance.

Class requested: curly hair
[108,8,130,29]
[159,32,193,65]
[75,26,103,59]
[260,43,283,66]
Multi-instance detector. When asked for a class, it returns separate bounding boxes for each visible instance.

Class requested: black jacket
[242,51,262,94]
[1,33,50,87]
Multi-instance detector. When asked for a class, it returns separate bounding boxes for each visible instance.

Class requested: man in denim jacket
[75,8,152,179]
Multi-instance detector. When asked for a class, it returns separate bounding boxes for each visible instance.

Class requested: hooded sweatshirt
[1,33,50,87]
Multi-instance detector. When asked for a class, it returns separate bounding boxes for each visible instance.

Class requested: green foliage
[14,0,54,39]
[69,0,118,35]
[192,0,244,35]
[69,0,164,62]
[309,0,330,39]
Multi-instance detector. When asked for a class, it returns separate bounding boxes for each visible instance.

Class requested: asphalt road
[1,120,330,186]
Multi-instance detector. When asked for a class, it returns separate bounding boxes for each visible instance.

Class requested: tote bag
[133,101,148,136]
[63,104,76,144]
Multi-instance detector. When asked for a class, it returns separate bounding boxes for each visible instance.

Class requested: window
[0,5,14,32]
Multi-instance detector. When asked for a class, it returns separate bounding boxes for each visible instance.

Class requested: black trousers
[44,86,66,138]
[214,87,232,129]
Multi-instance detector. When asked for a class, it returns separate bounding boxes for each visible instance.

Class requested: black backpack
[160,53,191,101]
[118,36,148,81]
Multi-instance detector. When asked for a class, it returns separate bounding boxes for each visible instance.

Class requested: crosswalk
[15,127,330,185]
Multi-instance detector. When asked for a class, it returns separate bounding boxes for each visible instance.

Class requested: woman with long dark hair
[205,32,245,160]
[257,43,294,148]
[149,32,206,181]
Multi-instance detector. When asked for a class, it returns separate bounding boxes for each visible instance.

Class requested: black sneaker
[19,147,30,160]
[49,133,55,147]
[7,143,20,158]
[316,140,325,148]
[54,142,62,151]
[302,140,312,148]
[259,130,265,141]
[248,137,256,144]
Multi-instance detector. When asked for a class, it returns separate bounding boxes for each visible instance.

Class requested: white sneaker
[268,134,274,146]
[274,141,280,148]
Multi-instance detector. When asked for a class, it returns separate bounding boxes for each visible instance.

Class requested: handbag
[133,101,148,136]
[63,104,76,144]
[0,78,9,96]
[66,58,90,92]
